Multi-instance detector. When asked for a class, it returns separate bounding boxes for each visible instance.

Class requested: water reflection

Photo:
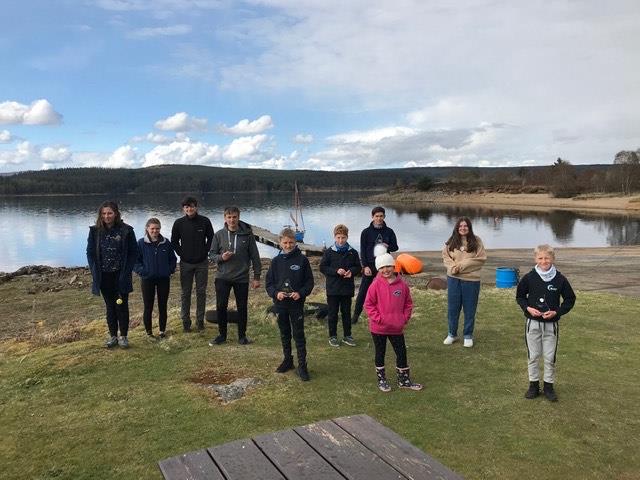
[0,194,638,271]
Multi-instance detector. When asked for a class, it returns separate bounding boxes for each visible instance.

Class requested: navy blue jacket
[265,247,314,308]
[319,245,362,296]
[360,222,398,269]
[86,222,137,296]
[516,268,576,322]
[134,235,177,280]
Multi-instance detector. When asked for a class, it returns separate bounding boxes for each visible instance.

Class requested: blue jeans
[447,277,480,339]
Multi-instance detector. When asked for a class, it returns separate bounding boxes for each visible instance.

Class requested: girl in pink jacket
[364,253,423,392]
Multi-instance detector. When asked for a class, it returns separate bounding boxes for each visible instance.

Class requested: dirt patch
[190,368,239,385]
[189,367,261,404]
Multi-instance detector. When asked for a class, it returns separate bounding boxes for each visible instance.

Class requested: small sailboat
[289,181,305,242]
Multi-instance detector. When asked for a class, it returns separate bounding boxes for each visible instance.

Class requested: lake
[1,192,638,272]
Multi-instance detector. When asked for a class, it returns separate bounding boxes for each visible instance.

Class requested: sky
[1,0,639,173]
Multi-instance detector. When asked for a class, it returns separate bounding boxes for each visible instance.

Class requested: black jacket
[170,213,214,263]
[86,222,137,296]
[319,245,362,296]
[360,222,398,269]
[516,268,576,322]
[265,247,314,306]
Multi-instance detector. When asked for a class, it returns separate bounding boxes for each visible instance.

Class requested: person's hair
[95,200,122,230]
[145,217,161,229]
[333,224,349,236]
[446,217,479,253]
[534,244,555,259]
[181,195,198,207]
[371,206,385,216]
[279,228,296,241]
[224,205,240,216]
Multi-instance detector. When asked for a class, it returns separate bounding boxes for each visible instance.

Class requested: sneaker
[275,356,294,373]
[443,335,458,345]
[208,335,226,346]
[463,338,474,348]
[297,364,310,381]
[328,336,340,347]
[118,336,129,348]
[105,336,118,348]
[525,381,540,399]
[543,382,558,402]
[158,331,166,339]
[342,336,356,347]
[238,336,252,345]
[146,332,156,340]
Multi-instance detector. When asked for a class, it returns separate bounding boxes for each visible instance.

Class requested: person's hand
[451,265,460,274]
[290,292,301,300]
[276,292,287,301]
[221,251,234,261]
[337,268,347,276]
[343,270,352,278]
[364,266,372,276]
[526,306,542,317]
[251,279,260,289]
[542,310,557,320]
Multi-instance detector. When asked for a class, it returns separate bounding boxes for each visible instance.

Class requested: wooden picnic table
[158,414,463,479]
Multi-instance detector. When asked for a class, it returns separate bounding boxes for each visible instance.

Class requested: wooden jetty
[159,413,464,480]
[251,225,325,256]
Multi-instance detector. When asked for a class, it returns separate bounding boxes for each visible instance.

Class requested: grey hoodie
[209,220,261,283]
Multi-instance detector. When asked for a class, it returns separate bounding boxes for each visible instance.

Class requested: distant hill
[0,164,612,195]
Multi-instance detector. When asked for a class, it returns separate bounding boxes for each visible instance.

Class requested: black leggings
[141,277,170,333]
[100,271,129,337]
[327,295,352,337]
[371,333,407,368]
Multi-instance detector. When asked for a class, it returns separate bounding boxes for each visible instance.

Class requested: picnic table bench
[158,414,463,479]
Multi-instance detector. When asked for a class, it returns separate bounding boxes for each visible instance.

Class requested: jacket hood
[143,234,168,244]
[279,246,301,259]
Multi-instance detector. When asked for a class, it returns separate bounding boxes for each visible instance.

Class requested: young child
[364,253,423,392]
[319,224,362,347]
[265,228,315,381]
[516,244,576,402]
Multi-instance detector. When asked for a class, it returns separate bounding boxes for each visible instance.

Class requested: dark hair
[446,217,479,253]
[181,196,198,207]
[371,206,385,216]
[95,200,122,230]
[224,205,240,216]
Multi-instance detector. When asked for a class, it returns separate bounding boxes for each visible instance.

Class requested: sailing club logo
[290,264,301,271]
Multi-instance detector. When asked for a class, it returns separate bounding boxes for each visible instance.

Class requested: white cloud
[142,138,222,167]
[223,134,268,160]
[219,115,274,135]
[0,130,12,143]
[0,99,62,125]
[154,112,208,132]
[293,133,313,144]
[40,146,72,163]
[104,145,138,168]
[128,24,192,38]
[130,132,173,144]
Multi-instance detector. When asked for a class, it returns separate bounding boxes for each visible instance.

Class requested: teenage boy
[352,206,398,324]
[208,206,261,346]
[265,228,314,381]
[171,196,214,332]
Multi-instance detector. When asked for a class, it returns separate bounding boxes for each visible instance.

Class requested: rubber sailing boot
[397,367,423,391]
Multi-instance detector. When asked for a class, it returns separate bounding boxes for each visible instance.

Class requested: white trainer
[463,338,474,348]
[443,335,458,345]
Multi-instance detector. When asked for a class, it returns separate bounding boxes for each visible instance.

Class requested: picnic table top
[158,413,463,480]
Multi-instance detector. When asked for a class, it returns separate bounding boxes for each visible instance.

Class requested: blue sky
[1,0,639,173]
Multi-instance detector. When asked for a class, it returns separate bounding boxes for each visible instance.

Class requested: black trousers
[275,305,306,365]
[141,277,170,333]
[100,271,129,337]
[215,279,249,339]
[353,269,376,317]
[327,295,352,337]
[371,333,408,368]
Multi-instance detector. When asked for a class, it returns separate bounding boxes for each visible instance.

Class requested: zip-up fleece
[133,235,177,280]
[364,273,413,335]
[170,213,214,263]
[209,220,261,283]
[516,268,576,322]
[265,247,314,306]
[319,245,362,296]
[360,222,398,269]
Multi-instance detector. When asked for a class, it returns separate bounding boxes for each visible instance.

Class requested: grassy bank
[1,282,639,480]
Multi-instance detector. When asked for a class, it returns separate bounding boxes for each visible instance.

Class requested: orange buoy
[394,253,423,275]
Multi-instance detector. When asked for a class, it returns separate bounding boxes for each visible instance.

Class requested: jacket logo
[290,265,301,271]
[393,289,402,296]
[547,285,558,291]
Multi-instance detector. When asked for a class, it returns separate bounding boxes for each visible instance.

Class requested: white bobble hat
[373,243,388,257]
[375,253,395,270]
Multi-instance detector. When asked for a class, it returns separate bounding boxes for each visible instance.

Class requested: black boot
[275,356,294,373]
[397,367,424,391]
[524,381,540,399]
[376,367,391,392]
[297,362,310,382]
[543,381,558,402]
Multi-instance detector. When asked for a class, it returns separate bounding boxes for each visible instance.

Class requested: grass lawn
[1,286,639,480]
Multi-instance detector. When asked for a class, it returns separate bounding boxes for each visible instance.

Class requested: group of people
[87,198,575,399]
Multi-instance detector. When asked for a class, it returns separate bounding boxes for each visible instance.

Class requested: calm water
[1,193,638,272]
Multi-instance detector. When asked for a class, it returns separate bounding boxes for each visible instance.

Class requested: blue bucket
[496,267,519,288]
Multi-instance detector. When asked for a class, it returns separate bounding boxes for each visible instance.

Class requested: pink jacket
[364,273,413,335]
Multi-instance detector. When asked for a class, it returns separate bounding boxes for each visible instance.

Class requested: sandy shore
[369,191,640,215]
